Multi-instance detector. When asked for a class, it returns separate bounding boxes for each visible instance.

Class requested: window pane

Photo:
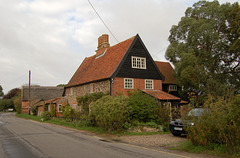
[145,79,153,89]
[131,56,146,69]
[124,78,133,89]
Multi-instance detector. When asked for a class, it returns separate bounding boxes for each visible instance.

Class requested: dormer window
[132,56,146,69]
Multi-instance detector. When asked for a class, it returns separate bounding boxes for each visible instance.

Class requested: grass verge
[171,140,240,158]
[16,113,168,136]
[16,113,107,134]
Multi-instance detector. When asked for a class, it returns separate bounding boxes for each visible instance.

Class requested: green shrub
[128,91,158,123]
[49,104,56,117]
[187,94,240,154]
[44,104,48,111]
[13,95,21,114]
[31,106,38,116]
[41,111,51,121]
[77,92,108,116]
[0,99,14,111]
[62,105,77,121]
[90,95,130,131]
[157,102,171,124]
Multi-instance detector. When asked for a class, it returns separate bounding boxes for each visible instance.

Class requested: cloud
[0,0,237,94]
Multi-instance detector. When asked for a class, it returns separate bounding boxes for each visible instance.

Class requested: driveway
[115,134,187,148]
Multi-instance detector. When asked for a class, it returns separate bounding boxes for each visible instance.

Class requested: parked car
[169,108,206,136]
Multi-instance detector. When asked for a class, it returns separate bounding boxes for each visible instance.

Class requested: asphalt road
[0,113,192,158]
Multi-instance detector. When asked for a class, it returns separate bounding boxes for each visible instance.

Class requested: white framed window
[90,84,94,93]
[48,105,50,112]
[124,78,134,89]
[169,85,177,91]
[58,104,62,112]
[145,79,154,89]
[70,88,73,96]
[131,56,146,69]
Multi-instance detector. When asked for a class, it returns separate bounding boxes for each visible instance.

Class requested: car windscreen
[188,109,205,117]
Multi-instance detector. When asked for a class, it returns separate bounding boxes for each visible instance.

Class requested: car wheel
[172,133,181,136]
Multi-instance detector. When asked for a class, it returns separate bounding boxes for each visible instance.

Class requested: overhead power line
[152,47,167,57]
[88,0,119,43]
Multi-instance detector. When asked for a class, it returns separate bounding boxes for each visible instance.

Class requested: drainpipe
[109,78,112,96]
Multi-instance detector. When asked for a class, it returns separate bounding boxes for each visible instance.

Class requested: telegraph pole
[28,70,31,114]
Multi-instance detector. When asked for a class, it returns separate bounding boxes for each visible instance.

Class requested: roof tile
[67,36,135,87]
[154,61,176,84]
[143,90,180,100]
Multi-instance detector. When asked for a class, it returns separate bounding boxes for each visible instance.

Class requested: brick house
[65,34,185,109]
[44,97,67,117]
[21,86,65,114]
[154,61,188,105]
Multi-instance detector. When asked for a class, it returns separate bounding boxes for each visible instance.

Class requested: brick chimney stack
[96,34,110,56]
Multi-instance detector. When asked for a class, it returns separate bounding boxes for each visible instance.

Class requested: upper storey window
[132,56,146,69]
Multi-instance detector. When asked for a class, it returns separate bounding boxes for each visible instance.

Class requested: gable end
[111,34,165,80]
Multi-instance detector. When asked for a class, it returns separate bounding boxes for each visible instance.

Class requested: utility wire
[152,47,167,57]
[88,0,119,43]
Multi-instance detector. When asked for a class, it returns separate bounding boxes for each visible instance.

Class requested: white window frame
[90,84,94,93]
[124,78,134,89]
[145,79,154,89]
[169,85,177,91]
[58,104,62,112]
[131,56,146,69]
[48,105,50,112]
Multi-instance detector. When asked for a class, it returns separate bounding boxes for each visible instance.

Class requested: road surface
[0,113,193,158]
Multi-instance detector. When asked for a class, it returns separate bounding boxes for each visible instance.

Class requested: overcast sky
[0,0,237,94]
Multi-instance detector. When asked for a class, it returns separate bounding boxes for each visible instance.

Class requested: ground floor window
[145,79,153,89]
[124,78,134,89]
[72,104,77,111]
[48,105,50,112]
[90,83,94,93]
[58,104,62,112]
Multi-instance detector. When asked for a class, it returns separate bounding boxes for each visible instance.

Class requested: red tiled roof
[26,99,43,107]
[45,97,61,104]
[180,100,188,104]
[66,36,135,87]
[142,90,180,100]
[154,61,176,84]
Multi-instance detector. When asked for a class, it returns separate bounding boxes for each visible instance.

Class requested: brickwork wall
[55,97,68,117]
[21,101,29,113]
[65,80,110,106]
[111,77,162,96]
[38,106,44,116]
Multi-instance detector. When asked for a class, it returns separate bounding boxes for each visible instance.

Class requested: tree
[3,88,21,99]
[1,88,21,112]
[56,84,66,87]
[165,0,240,102]
[0,85,3,97]
[0,99,14,111]
[13,94,21,114]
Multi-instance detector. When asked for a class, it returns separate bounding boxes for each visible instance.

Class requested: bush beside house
[90,95,130,131]
[187,94,240,155]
